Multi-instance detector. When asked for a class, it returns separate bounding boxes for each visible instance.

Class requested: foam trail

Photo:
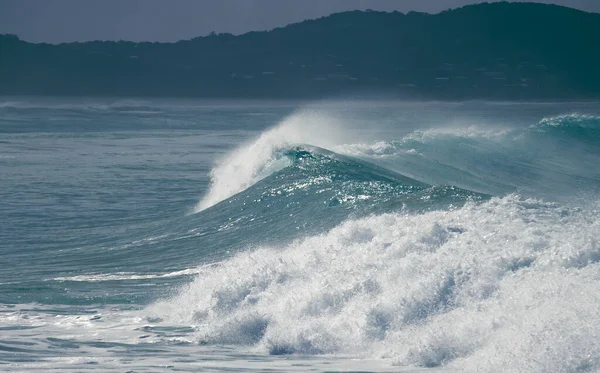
[194,110,344,212]
[51,268,204,282]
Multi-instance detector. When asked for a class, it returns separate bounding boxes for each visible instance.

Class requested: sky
[1,0,599,44]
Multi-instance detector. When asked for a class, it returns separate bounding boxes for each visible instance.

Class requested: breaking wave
[149,195,600,372]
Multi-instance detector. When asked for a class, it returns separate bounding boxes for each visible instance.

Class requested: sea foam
[150,195,600,372]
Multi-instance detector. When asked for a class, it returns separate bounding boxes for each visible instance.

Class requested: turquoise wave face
[190,145,486,249]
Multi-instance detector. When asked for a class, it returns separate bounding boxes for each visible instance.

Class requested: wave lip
[194,111,345,212]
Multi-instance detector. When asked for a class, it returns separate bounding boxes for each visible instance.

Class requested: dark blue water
[2,98,600,372]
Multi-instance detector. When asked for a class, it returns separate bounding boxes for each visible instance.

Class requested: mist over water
[2,98,600,372]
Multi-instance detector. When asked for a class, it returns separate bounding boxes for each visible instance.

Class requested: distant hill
[1,2,599,99]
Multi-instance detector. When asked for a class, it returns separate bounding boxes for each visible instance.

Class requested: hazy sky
[1,0,599,44]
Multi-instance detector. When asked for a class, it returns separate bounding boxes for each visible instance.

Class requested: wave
[148,195,600,372]
[196,113,600,213]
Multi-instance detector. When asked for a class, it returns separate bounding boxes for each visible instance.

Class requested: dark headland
[1,2,599,100]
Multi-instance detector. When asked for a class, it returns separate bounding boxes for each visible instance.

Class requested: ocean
[1,98,600,372]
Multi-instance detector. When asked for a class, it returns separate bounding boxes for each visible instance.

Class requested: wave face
[179,144,484,266]
[144,110,600,371]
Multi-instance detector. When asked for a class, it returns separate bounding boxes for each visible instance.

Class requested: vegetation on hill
[1,2,599,99]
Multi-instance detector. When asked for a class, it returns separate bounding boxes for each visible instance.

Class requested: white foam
[52,267,205,282]
[333,123,513,159]
[150,195,600,371]
[538,113,600,128]
[194,110,344,212]
[0,305,415,372]
[334,141,405,157]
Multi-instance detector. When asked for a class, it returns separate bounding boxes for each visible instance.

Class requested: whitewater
[1,98,600,372]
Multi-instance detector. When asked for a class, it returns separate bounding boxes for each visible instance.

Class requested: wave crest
[194,111,344,212]
[537,113,600,129]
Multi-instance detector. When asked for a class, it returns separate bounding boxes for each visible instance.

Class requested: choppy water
[2,98,600,372]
